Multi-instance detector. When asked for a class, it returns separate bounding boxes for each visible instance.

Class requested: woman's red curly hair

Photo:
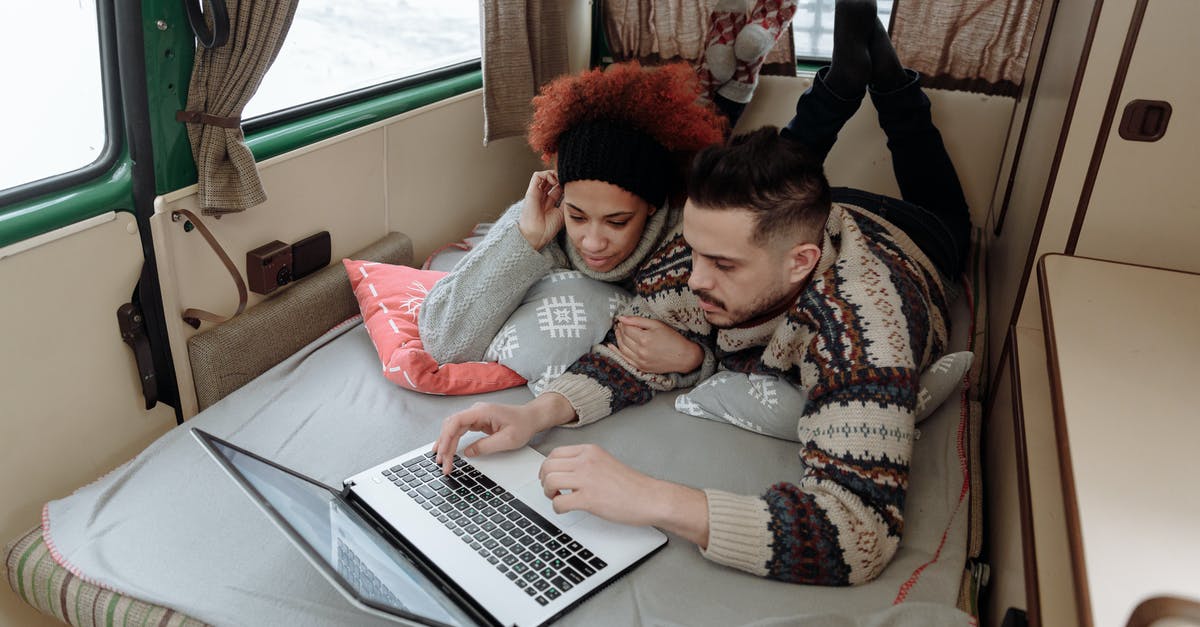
[528,61,727,164]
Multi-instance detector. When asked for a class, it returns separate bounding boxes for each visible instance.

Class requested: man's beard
[695,283,797,329]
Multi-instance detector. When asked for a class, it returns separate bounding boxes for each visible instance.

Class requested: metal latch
[117,302,159,410]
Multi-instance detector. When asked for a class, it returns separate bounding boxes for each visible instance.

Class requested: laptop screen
[201,432,476,627]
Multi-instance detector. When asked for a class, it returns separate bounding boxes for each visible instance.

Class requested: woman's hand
[610,316,705,374]
[431,393,578,475]
[517,170,565,251]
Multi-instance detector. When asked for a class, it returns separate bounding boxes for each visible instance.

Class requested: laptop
[192,428,667,626]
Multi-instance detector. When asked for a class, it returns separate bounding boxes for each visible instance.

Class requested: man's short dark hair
[687,126,831,246]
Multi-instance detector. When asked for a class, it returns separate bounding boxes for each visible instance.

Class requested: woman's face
[560,180,655,272]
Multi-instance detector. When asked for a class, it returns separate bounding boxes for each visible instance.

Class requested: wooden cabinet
[986,0,1200,380]
[983,1,1200,622]
[991,255,1200,627]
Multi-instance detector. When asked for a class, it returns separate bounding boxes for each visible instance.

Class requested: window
[243,1,481,120]
[0,1,107,193]
[792,0,893,62]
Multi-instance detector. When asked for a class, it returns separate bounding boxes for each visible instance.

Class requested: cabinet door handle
[1118,99,1172,142]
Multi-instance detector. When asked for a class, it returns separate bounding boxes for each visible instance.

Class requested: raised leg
[778,0,875,162]
[868,21,971,274]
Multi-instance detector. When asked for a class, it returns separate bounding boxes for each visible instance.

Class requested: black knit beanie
[556,120,671,208]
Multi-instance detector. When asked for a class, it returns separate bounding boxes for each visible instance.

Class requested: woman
[419,61,725,374]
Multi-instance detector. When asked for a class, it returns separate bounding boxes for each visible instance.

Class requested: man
[432,0,970,586]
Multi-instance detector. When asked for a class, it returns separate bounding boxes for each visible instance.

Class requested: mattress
[6,266,984,627]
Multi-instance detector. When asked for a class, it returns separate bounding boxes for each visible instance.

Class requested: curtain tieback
[176,110,242,128]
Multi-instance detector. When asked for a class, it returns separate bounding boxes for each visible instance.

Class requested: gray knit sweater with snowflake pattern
[418,201,676,364]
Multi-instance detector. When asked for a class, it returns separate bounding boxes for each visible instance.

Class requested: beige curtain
[602,0,795,74]
[891,0,1044,97]
[481,0,570,144]
[180,0,299,215]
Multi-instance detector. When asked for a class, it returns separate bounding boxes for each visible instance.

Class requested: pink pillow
[343,259,527,395]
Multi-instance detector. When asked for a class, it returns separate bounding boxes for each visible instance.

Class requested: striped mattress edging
[4,525,208,627]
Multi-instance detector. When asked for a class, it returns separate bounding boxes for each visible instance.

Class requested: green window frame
[0,0,483,249]
[0,1,130,249]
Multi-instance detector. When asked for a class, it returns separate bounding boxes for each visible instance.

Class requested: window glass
[244,1,481,120]
[792,0,893,61]
[0,1,106,193]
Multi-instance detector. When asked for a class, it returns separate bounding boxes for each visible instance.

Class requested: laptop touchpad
[511,480,587,529]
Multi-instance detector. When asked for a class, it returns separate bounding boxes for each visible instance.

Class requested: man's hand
[538,444,711,547]
[432,393,577,474]
[611,316,704,374]
[517,170,565,251]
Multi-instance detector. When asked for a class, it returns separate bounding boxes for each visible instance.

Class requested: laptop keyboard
[336,538,406,609]
[383,452,608,607]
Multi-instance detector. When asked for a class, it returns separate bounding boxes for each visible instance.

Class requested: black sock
[868,18,908,92]
[824,0,876,99]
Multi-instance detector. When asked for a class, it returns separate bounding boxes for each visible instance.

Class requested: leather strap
[175,110,241,129]
[174,209,248,328]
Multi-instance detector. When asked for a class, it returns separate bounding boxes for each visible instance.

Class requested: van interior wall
[986,0,1106,376]
[0,215,176,627]
[988,0,1199,358]
[154,90,541,417]
[983,0,1200,624]
[980,0,1099,623]
[736,76,1013,235]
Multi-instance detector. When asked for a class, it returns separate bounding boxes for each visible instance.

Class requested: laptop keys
[562,568,584,585]
[567,556,595,577]
[386,453,606,599]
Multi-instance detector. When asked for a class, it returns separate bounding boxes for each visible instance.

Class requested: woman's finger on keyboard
[435,403,486,473]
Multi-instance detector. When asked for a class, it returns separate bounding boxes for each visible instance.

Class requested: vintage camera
[246,240,292,294]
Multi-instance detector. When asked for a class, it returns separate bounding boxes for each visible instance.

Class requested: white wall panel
[0,216,175,627]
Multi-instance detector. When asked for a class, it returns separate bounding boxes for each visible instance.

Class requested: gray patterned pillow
[674,351,974,441]
[484,270,630,394]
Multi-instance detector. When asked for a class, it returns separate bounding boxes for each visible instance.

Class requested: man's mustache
[693,289,725,310]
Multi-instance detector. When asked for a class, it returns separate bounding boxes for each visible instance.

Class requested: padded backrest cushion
[189,232,413,411]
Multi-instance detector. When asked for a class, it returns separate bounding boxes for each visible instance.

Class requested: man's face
[683,202,810,328]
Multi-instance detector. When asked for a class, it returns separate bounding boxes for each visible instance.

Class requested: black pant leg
[869,71,972,275]
[779,67,864,162]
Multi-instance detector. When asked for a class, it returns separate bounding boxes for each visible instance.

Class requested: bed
[5,226,987,627]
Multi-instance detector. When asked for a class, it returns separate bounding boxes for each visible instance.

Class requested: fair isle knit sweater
[419,201,676,364]
[544,202,951,586]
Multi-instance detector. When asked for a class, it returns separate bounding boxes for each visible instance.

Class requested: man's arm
[537,444,710,546]
[543,227,716,424]
[535,366,918,587]
[700,366,920,586]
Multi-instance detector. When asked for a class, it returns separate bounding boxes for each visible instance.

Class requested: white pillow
[485,270,630,394]
[675,351,974,441]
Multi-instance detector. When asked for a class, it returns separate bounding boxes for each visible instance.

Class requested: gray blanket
[45,314,974,626]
